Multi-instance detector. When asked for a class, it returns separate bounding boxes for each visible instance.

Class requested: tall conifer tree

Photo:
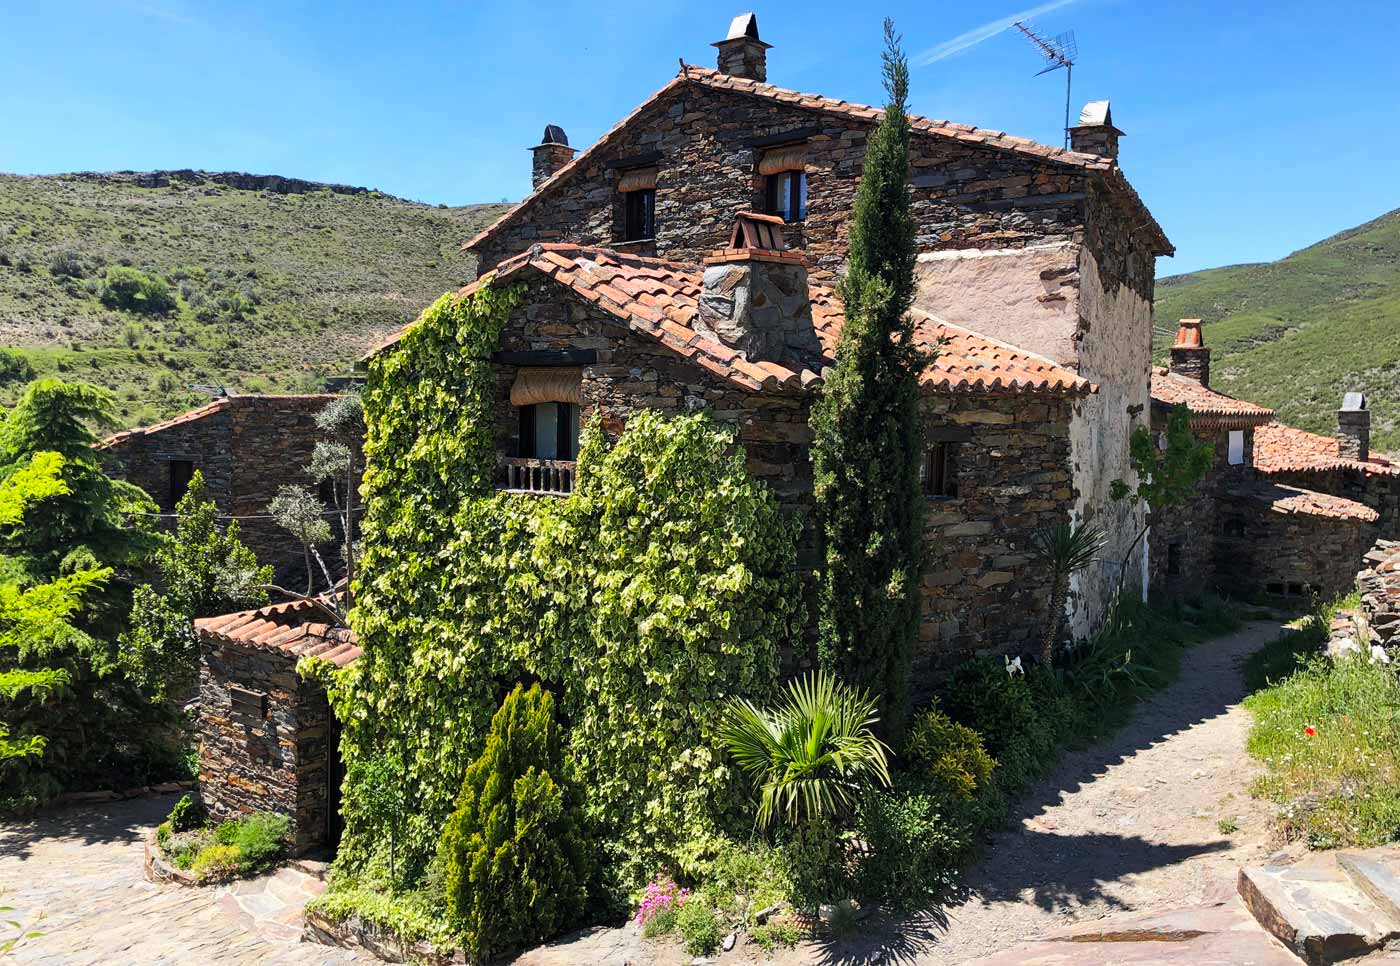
[810,20,926,732]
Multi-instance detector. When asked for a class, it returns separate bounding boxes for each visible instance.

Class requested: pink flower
[634,871,689,925]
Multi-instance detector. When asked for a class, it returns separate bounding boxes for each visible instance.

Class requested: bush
[853,780,973,907]
[635,871,689,936]
[439,683,591,960]
[222,811,291,868]
[750,919,801,952]
[0,349,34,386]
[903,707,996,800]
[99,266,175,315]
[167,793,206,833]
[676,898,723,956]
[191,843,244,880]
[780,819,845,916]
[48,250,85,278]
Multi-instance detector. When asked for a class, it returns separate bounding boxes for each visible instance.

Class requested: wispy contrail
[912,0,1079,66]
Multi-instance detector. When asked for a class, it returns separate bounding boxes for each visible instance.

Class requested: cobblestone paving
[0,795,363,965]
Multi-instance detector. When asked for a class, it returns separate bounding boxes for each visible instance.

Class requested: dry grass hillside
[0,170,507,427]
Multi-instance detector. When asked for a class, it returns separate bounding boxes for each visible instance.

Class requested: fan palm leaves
[1029,521,1107,667]
[718,671,892,829]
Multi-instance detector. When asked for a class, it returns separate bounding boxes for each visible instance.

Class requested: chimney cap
[728,210,789,251]
[534,124,572,148]
[714,12,772,48]
[1342,391,1368,412]
[1073,100,1125,134]
[1172,319,1205,349]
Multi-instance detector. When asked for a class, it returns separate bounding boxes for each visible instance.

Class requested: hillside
[0,170,508,427]
[1156,207,1400,450]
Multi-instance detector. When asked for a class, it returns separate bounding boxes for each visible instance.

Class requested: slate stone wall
[474,83,1091,280]
[197,638,332,852]
[491,279,1080,675]
[1216,493,1373,601]
[1264,466,1400,542]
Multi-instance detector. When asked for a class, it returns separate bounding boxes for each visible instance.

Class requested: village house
[1148,319,1378,600]
[193,13,1182,846]
[99,392,356,587]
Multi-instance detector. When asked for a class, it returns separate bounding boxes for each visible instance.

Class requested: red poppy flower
[1304,726,1317,737]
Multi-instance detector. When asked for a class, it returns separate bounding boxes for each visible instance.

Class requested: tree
[99,266,175,315]
[439,683,591,960]
[268,485,333,597]
[121,472,271,701]
[809,20,927,733]
[1110,404,1215,600]
[1029,521,1107,667]
[719,671,892,829]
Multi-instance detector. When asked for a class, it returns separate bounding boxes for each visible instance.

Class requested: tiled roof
[1254,422,1400,477]
[1150,369,1274,426]
[368,244,1095,397]
[1234,480,1380,524]
[463,66,1172,257]
[194,599,361,668]
[98,394,341,451]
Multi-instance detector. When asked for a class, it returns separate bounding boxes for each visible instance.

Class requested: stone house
[99,393,356,586]
[1149,320,1377,600]
[459,13,1174,639]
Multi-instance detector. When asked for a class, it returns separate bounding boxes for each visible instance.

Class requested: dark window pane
[923,443,958,498]
[519,404,537,458]
[624,189,656,241]
[168,459,194,509]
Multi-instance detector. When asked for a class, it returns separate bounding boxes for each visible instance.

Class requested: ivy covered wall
[332,282,801,888]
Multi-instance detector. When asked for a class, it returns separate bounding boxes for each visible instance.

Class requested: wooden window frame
[923,442,959,499]
[623,188,655,242]
[518,402,581,461]
[764,170,807,223]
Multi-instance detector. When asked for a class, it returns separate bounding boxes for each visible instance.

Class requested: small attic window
[759,144,807,223]
[618,167,657,242]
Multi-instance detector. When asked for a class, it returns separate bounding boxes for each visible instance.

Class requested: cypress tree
[810,20,926,733]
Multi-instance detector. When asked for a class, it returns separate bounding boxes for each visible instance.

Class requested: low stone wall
[1352,541,1400,647]
[198,637,332,853]
[303,909,460,965]
[1217,486,1373,600]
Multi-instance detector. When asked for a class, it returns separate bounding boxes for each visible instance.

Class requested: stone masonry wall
[198,639,331,852]
[917,392,1076,686]
[1265,466,1400,542]
[1216,492,1373,601]
[475,83,1090,280]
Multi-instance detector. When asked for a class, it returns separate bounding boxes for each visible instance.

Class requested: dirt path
[815,617,1292,965]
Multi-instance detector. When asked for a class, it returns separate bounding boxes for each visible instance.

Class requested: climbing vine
[328,281,801,893]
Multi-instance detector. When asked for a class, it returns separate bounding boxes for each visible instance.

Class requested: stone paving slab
[0,795,363,965]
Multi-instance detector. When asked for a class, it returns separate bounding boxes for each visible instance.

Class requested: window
[1228,430,1246,466]
[519,402,581,461]
[765,170,807,223]
[922,443,959,499]
[623,189,655,241]
[167,459,194,509]
[1167,542,1183,576]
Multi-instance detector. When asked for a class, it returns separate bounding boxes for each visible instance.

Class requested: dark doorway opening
[326,714,345,850]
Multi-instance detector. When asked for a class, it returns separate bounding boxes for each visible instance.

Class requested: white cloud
[912,0,1080,67]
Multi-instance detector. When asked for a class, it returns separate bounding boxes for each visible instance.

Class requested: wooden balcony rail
[501,457,576,496]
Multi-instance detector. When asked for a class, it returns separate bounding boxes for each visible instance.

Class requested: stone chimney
[713,13,771,82]
[1069,100,1124,161]
[1338,392,1371,463]
[697,212,819,367]
[1169,319,1210,387]
[530,125,576,189]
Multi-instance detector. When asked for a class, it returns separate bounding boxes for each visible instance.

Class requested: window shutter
[758,144,807,175]
[617,167,658,193]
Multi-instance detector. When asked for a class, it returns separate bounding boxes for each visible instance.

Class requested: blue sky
[4,0,1398,274]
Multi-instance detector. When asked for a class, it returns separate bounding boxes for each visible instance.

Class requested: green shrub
[853,780,972,907]
[642,903,682,939]
[750,919,801,952]
[903,706,995,800]
[939,657,1067,793]
[0,349,34,386]
[439,683,591,960]
[167,793,206,833]
[99,266,175,314]
[698,840,791,921]
[676,899,723,956]
[780,820,845,916]
[48,250,86,278]
[191,843,244,880]
[307,874,458,951]
[156,821,172,850]
[225,812,291,868]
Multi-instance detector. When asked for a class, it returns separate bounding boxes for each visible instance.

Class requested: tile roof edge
[916,310,1098,395]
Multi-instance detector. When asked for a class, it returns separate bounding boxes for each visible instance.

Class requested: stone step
[1238,859,1400,964]
[1339,851,1400,924]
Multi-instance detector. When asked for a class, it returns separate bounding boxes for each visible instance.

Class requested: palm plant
[1029,521,1107,668]
[718,671,892,829]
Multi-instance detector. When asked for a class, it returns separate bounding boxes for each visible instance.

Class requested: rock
[721,932,735,952]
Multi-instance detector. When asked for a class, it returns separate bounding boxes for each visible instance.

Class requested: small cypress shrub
[902,707,996,800]
[439,683,591,960]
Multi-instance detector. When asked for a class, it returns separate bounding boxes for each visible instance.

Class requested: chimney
[530,125,576,189]
[1169,319,1210,387]
[713,13,771,82]
[1069,100,1124,161]
[1338,392,1371,463]
[698,212,820,367]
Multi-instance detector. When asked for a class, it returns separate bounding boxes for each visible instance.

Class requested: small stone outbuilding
[194,599,359,853]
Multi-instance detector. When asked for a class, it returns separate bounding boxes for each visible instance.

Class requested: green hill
[0,171,508,427]
[1155,207,1400,451]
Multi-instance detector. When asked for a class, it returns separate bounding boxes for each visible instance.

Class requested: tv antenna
[1013,21,1077,149]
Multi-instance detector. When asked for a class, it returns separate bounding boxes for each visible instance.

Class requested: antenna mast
[1013,21,1078,149]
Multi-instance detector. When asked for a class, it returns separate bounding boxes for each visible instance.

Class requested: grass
[0,171,508,428]
[1155,206,1400,451]
[1244,596,1400,849]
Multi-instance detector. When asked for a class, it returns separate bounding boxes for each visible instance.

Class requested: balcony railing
[501,457,576,496]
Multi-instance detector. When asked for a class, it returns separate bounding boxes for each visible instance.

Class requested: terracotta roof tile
[1255,422,1400,477]
[1149,369,1274,427]
[462,66,1171,257]
[194,598,361,668]
[1234,480,1380,524]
